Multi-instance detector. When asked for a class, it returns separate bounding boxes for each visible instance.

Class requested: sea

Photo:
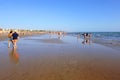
[68,32,120,41]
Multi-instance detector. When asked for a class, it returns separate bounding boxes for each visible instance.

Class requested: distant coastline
[0,29,46,41]
[0,28,65,41]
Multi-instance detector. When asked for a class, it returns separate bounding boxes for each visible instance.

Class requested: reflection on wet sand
[82,38,92,45]
[9,48,19,64]
[77,36,80,43]
[0,35,120,80]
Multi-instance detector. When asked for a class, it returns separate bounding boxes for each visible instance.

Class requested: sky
[0,0,120,32]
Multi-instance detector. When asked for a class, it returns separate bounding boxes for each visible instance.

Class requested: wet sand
[0,35,120,80]
[92,38,120,51]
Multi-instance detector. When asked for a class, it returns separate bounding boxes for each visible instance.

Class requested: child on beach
[8,31,13,48]
[12,31,19,48]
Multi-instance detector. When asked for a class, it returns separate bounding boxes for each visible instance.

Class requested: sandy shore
[0,34,120,80]
[0,32,45,41]
[0,33,8,41]
[92,38,120,51]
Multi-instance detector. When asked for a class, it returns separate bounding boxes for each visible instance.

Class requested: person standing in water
[8,30,13,48]
[12,31,19,48]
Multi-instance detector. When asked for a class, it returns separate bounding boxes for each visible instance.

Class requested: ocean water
[68,32,120,41]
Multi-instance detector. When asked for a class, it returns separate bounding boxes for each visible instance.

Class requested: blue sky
[0,0,120,32]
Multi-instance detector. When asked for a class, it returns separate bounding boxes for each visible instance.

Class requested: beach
[0,31,45,41]
[68,32,120,51]
[0,34,120,80]
[92,38,120,51]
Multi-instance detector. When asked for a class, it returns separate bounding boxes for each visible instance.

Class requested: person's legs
[8,38,13,48]
[14,41,17,48]
[13,40,17,48]
[8,40,11,48]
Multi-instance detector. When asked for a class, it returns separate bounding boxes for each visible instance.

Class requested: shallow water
[0,34,120,80]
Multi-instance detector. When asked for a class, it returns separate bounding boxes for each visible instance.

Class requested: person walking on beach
[8,30,13,48]
[58,32,62,39]
[12,31,19,48]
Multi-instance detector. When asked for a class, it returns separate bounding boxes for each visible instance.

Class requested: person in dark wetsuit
[12,31,19,48]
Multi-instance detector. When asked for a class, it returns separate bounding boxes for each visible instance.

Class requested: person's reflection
[82,38,92,45]
[77,34,80,42]
[9,48,19,64]
[58,35,61,39]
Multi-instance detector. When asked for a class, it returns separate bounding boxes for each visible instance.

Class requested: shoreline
[69,34,120,51]
[92,38,120,51]
[1,33,120,51]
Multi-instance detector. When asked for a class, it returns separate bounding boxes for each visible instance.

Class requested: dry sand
[0,34,120,80]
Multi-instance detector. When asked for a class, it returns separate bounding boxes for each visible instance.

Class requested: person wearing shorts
[8,31,13,48]
[12,31,19,48]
